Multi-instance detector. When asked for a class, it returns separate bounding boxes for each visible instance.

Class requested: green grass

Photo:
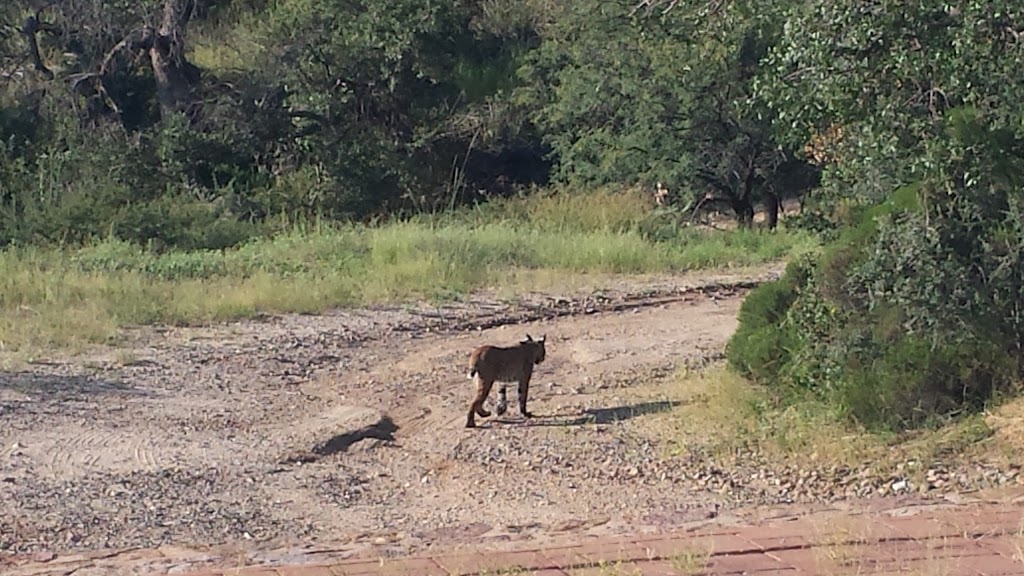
[188,2,271,73]
[0,189,817,352]
[658,364,1024,482]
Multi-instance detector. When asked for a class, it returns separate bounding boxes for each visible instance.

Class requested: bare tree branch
[630,0,680,17]
[630,0,726,18]
[21,15,54,79]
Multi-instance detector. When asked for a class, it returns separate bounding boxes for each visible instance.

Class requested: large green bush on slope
[725,1,1024,431]
[727,112,1024,431]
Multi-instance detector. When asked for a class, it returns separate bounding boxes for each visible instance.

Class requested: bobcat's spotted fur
[465,334,546,428]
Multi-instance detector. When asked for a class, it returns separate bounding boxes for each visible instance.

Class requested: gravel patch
[2,265,1022,558]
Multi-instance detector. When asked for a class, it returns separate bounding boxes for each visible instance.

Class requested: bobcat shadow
[312,416,399,457]
[493,400,683,427]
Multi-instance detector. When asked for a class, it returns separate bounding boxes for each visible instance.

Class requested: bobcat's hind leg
[466,377,495,428]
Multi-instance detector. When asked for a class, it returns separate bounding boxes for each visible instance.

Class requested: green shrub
[783,209,838,242]
[726,321,796,382]
[636,208,687,244]
[727,122,1024,433]
[835,334,1017,429]
[725,254,812,381]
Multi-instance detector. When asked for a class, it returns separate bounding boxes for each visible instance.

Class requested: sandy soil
[3,262,1015,566]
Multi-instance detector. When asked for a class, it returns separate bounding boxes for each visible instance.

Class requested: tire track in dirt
[35,426,168,478]
[356,290,752,548]
[394,278,767,337]
[359,286,757,499]
[366,280,767,462]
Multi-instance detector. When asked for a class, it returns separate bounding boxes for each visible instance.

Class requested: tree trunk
[734,161,757,229]
[21,16,54,79]
[765,192,780,230]
[147,0,197,119]
[732,197,755,228]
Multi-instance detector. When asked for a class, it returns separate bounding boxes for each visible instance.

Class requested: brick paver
[4,500,1024,575]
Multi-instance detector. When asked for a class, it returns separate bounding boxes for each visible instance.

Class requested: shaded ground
[1,263,1021,563]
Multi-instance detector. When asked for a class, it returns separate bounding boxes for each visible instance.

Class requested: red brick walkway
[5,499,1024,575]
[186,501,1024,576]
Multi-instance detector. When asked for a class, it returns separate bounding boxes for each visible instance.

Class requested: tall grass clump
[464,185,657,233]
[0,189,815,351]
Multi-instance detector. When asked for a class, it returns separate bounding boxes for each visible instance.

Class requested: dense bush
[0,0,821,250]
[727,112,1024,431]
[725,256,806,382]
[721,0,1024,432]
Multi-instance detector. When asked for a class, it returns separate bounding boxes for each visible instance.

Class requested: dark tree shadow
[312,416,399,457]
[491,400,683,427]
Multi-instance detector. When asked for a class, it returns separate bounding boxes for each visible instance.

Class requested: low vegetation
[669,366,1024,476]
[0,189,815,352]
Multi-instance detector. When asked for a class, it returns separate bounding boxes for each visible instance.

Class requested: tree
[754,0,1024,206]
[516,0,693,190]
[0,0,554,243]
[0,1,295,246]
[259,0,550,217]
[676,12,811,229]
[6,0,204,127]
[727,0,1024,430]
[519,0,818,228]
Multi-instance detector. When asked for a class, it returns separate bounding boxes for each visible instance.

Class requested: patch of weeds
[570,559,643,575]
[807,515,877,574]
[910,535,971,576]
[665,364,1021,473]
[667,548,711,575]
[975,395,1024,468]
[1012,522,1024,564]
[477,567,531,576]
[662,366,883,469]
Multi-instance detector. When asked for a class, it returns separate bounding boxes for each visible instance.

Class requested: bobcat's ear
[538,334,546,342]
[523,334,533,342]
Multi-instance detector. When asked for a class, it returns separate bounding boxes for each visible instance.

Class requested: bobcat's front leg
[495,386,509,416]
[517,373,534,419]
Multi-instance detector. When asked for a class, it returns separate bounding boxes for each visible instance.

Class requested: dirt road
[11,259,1015,572]
[1,265,790,558]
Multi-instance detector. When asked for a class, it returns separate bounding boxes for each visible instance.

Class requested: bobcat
[465,334,546,428]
